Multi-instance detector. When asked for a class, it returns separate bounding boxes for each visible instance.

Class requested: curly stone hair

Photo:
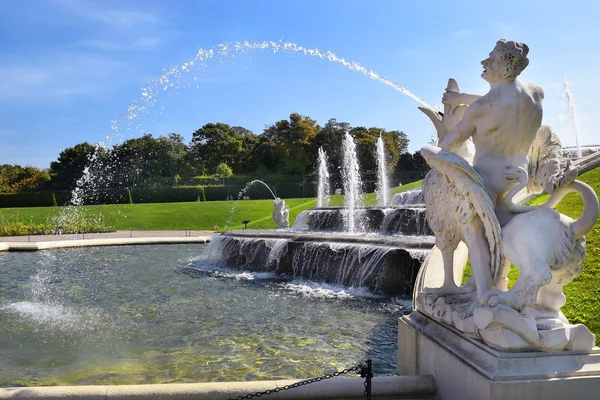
[495,39,529,81]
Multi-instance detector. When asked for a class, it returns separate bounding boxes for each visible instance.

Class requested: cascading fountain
[376,134,389,206]
[316,147,331,208]
[210,135,434,296]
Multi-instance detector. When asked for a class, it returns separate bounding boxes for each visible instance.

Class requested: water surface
[0,244,408,386]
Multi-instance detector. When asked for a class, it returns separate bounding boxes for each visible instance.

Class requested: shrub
[44,208,112,234]
[215,163,233,178]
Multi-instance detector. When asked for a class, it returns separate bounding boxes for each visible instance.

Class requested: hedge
[0,175,421,208]
[0,183,314,208]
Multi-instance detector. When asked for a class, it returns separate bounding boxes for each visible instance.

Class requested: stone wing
[421,146,503,282]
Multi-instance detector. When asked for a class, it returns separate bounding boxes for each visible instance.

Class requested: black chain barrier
[228,359,373,400]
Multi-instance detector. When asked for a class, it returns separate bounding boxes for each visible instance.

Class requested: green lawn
[0,180,423,233]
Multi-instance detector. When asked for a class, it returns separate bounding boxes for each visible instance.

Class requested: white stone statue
[272,197,290,229]
[419,79,496,300]
[415,39,600,351]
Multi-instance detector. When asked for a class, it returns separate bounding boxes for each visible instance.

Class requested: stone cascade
[292,205,432,236]
[208,231,433,296]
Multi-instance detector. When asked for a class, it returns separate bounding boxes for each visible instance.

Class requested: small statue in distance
[272,197,290,229]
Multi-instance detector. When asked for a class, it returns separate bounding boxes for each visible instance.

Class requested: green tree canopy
[49,142,100,190]
[189,123,244,173]
[0,164,50,193]
[255,113,320,174]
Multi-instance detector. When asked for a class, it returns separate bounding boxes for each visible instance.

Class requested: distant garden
[0,113,431,207]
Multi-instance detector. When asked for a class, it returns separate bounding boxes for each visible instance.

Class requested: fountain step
[210,231,433,296]
[298,207,432,236]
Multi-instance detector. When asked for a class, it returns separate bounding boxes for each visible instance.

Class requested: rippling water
[0,244,409,386]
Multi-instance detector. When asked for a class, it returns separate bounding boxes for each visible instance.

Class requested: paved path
[0,230,219,242]
[0,230,220,251]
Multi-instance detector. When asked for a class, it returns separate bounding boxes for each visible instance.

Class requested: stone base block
[398,311,600,400]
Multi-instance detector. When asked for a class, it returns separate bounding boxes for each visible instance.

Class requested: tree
[189,123,244,173]
[395,152,415,172]
[232,126,259,173]
[382,129,409,172]
[312,118,350,173]
[412,151,430,171]
[255,113,319,174]
[49,142,100,190]
[111,133,188,187]
[0,164,50,193]
[351,126,379,173]
[215,162,233,178]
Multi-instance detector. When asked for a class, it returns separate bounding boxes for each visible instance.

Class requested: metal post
[361,359,372,400]
[130,228,132,238]
[366,359,372,400]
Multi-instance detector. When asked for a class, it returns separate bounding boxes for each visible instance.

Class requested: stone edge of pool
[0,236,212,252]
[0,375,436,399]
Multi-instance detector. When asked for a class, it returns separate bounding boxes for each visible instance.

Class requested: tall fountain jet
[341,132,363,233]
[317,147,331,208]
[563,78,582,158]
[376,134,389,206]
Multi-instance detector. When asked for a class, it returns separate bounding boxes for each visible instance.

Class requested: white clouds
[52,0,160,29]
[453,29,473,38]
[73,37,162,51]
[0,2,167,102]
[0,56,131,100]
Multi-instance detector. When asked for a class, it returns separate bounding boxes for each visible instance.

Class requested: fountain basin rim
[0,375,436,399]
[0,236,211,252]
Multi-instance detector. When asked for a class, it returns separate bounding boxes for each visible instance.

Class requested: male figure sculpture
[435,40,544,297]
[417,39,599,350]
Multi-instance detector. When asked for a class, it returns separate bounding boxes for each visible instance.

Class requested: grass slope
[0,180,423,232]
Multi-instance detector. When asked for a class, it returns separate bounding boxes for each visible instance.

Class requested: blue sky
[1,0,599,168]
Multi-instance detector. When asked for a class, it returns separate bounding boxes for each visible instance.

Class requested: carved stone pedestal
[398,311,600,400]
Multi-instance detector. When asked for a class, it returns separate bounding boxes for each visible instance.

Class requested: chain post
[360,359,373,400]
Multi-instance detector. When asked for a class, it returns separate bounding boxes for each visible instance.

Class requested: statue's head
[481,39,529,83]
